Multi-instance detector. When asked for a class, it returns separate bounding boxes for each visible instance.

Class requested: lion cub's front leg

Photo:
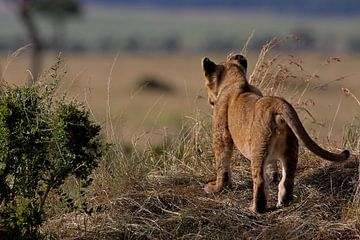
[204,122,234,193]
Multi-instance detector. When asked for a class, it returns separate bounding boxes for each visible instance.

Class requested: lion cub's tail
[277,100,349,162]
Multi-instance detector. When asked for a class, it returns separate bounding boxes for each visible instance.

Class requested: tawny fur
[201,54,350,213]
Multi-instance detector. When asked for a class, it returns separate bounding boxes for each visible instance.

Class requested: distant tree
[15,0,42,85]
[11,0,81,84]
[203,37,237,52]
[292,29,316,49]
[35,0,81,51]
[160,35,181,53]
[124,36,141,52]
[347,36,360,52]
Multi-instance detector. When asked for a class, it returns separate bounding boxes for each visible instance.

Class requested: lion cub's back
[228,92,261,158]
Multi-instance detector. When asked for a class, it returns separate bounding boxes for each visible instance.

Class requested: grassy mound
[41,39,360,239]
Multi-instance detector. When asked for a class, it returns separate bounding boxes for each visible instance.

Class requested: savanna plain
[1,45,360,239]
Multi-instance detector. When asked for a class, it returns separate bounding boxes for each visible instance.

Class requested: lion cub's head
[201,54,248,107]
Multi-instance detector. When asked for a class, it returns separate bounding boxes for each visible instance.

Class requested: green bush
[0,62,104,239]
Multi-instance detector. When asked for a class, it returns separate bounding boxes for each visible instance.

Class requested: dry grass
[41,126,360,239]
[1,42,360,239]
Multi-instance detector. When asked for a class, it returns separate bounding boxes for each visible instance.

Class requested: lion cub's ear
[228,54,247,71]
[236,54,247,70]
[202,57,216,76]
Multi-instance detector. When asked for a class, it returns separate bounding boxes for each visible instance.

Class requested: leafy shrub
[0,61,104,239]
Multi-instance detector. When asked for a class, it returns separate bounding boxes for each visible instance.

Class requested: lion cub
[201,54,349,213]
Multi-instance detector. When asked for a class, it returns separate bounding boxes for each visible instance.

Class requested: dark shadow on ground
[300,160,358,199]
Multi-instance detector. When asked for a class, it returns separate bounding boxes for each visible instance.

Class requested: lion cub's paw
[276,202,283,209]
[204,181,221,193]
[276,196,293,209]
[204,181,234,193]
[249,204,266,214]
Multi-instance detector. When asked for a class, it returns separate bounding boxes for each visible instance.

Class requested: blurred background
[0,0,359,146]
[1,0,360,53]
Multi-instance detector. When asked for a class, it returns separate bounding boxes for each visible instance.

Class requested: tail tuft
[341,150,350,160]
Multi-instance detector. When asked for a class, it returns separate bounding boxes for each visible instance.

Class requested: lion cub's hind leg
[249,128,275,213]
[250,146,270,213]
[277,133,298,208]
